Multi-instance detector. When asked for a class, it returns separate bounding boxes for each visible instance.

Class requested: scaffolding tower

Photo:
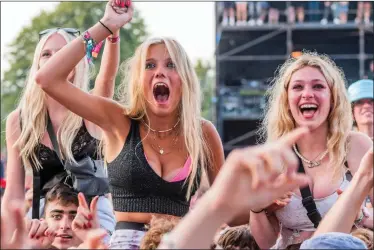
[215,1,373,156]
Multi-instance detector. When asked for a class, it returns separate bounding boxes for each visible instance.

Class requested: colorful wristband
[81,31,103,62]
[107,36,120,43]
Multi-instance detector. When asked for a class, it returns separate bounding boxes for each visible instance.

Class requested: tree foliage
[194,59,215,122]
[1,2,147,150]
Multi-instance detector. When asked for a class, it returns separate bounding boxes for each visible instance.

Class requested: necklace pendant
[159,149,164,155]
[309,161,320,168]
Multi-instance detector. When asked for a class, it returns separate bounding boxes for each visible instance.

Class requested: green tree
[194,59,215,122]
[1,2,147,150]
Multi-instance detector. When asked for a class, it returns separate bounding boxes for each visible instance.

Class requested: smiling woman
[250,51,373,249]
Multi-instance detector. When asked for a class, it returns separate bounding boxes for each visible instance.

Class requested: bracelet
[251,208,265,213]
[107,35,120,43]
[81,31,104,62]
[99,20,113,35]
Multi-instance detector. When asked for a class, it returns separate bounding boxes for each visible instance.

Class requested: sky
[1,1,215,77]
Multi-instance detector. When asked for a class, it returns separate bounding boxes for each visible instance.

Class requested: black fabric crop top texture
[107,119,201,217]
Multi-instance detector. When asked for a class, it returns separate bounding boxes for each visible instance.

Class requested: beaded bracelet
[81,31,103,62]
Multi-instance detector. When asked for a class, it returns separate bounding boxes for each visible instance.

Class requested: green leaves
[1,2,147,149]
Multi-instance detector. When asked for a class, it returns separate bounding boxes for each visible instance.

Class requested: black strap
[295,145,322,228]
[46,114,63,163]
[46,114,74,185]
[32,173,41,219]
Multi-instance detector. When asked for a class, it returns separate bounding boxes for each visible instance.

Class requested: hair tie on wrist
[99,20,113,35]
[251,208,265,214]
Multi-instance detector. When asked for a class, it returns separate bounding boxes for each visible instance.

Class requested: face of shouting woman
[143,43,182,118]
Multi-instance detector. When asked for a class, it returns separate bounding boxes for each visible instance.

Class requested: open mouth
[299,103,318,118]
[57,234,73,239]
[153,82,170,104]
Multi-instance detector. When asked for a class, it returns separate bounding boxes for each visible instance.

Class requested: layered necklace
[293,144,329,168]
[142,119,181,155]
[143,118,180,133]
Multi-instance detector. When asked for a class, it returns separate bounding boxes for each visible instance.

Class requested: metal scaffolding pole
[359,26,365,79]
[218,28,286,59]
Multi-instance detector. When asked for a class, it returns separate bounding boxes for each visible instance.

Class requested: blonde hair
[140,215,180,249]
[260,51,353,178]
[14,30,90,171]
[117,37,212,199]
[351,228,373,249]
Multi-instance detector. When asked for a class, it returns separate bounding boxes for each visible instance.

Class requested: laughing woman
[34,1,224,249]
[249,52,373,249]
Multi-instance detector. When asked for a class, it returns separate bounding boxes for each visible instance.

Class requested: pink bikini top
[144,155,192,182]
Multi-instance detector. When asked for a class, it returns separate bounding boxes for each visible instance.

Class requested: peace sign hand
[72,193,100,242]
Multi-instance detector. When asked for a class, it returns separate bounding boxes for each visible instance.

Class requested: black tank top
[107,119,201,217]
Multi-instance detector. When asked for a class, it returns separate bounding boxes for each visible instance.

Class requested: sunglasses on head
[39,27,81,40]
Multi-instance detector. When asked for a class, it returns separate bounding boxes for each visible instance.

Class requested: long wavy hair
[117,37,212,199]
[14,30,90,171]
[260,51,353,178]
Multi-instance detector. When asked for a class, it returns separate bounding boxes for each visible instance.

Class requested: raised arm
[92,29,120,99]
[86,29,121,138]
[34,1,132,133]
[1,111,26,235]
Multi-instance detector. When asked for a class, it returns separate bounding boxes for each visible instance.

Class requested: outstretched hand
[208,127,311,218]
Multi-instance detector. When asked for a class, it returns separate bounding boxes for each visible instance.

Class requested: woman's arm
[86,29,120,138]
[35,4,133,134]
[92,29,120,99]
[249,211,280,249]
[202,120,224,184]
[346,131,373,204]
[314,148,373,236]
[1,111,26,235]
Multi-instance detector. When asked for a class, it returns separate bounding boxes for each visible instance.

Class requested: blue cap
[348,79,373,103]
[300,232,367,249]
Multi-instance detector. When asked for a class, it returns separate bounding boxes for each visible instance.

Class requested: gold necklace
[142,119,180,133]
[150,130,179,155]
[293,144,329,168]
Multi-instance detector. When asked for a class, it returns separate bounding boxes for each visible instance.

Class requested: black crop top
[107,119,201,217]
[31,122,100,195]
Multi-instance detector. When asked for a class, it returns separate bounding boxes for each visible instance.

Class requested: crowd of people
[220,1,373,26]
[1,0,373,249]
